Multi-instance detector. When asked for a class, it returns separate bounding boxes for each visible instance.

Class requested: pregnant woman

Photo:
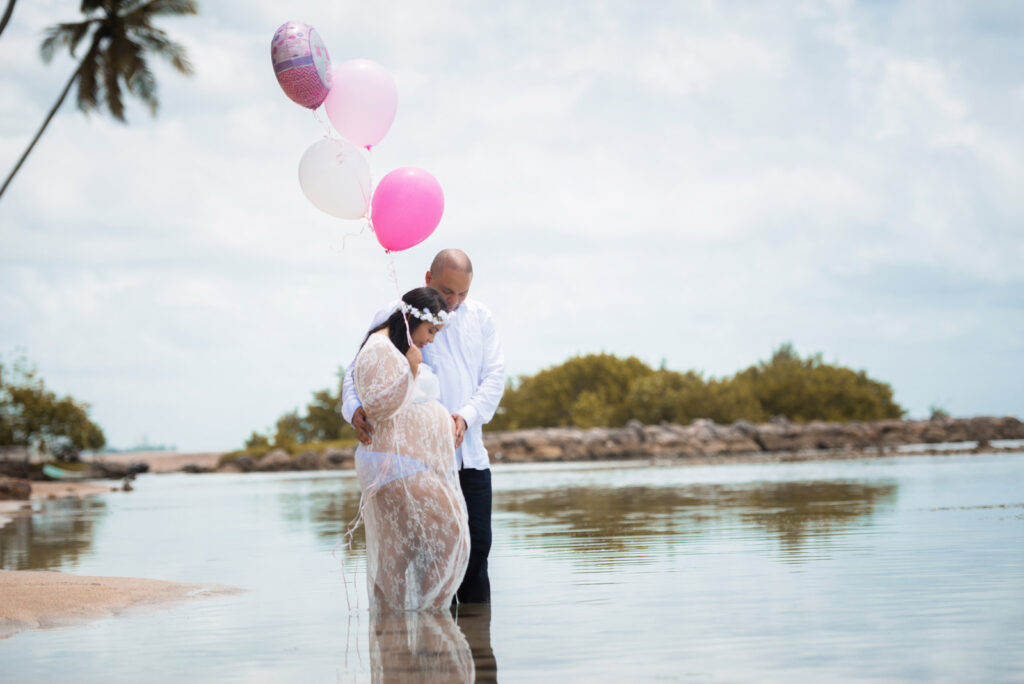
[352,287,470,611]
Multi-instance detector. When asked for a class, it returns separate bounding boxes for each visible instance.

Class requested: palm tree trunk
[0,1,16,39]
[0,62,80,200]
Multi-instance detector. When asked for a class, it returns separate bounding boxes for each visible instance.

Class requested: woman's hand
[405,344,422,376]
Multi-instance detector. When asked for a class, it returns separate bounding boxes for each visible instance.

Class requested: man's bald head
[425,249,473,311]
[430,248,473,276]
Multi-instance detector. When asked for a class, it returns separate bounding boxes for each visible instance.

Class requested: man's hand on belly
[353,407,373,445]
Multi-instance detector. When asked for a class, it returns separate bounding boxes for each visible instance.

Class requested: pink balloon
[324,59,398,149]
[271,22,332,109]
[371,168,444,252]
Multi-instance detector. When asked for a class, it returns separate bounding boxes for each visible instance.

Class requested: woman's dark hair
[362,287,449,354]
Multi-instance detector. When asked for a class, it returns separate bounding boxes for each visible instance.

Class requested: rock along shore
[211,414,1024,473]
[484,415,1024,464]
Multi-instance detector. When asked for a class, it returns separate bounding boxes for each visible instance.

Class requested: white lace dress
[353,332,470,612]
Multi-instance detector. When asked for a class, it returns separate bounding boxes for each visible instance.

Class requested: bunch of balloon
[272,21,444,252]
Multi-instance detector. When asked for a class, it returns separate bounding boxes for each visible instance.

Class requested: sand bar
[2,479,241,639]
[0,570,240,640]
[29,480,120,499]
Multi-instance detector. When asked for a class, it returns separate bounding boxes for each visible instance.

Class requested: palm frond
[67,21,93,56]
[119,0,149,12]
[127,62,158,115]
[134,0,197,18]
[101,41,127,121]
[117,35,147,84]
[39,20,97,61]
[78,0,106,14]
[75,43,102,113]
[133,26,192,75]
[39,25,64,62]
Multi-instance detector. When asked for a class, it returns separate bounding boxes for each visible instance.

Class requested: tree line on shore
[490,343,903,431]
[243,344,905,455]
[243,371,357,454]
[0,353,105,460]
[0,345,908,460]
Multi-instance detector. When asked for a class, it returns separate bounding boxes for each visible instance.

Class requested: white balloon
[298,138,371,219]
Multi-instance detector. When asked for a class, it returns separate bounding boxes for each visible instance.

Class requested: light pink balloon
[324,59,398,149]
[371,168,444,252]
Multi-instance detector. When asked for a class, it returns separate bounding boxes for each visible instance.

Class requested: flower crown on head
[400,301,453,326]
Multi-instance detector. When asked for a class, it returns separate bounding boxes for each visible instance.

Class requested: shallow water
[2,452,1023,682]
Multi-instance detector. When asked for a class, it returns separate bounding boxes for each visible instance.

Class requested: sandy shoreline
[83,450,225,473]
[0,570,240,640]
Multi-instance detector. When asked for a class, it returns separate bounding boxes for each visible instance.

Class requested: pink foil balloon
[371,168,445,252]
[271,22,332,109]
[325,59,398,149]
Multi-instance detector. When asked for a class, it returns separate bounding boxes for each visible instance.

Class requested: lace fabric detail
[353,333,470,612]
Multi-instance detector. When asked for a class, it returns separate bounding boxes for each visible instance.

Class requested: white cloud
[867,59,967,142]
[2,0,1023,450]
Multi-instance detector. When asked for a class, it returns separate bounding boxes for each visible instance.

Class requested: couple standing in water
[342,248,505,612]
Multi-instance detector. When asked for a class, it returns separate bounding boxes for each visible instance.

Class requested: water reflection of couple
[342,249,504,612]
[367,605,496,682]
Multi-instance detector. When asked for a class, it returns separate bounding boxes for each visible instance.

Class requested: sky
[1,0,1022,452]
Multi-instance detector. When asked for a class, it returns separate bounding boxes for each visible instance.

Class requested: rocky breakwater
[483,415,1024,464]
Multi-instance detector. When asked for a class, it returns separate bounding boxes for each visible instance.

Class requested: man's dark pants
[456,467,492,604]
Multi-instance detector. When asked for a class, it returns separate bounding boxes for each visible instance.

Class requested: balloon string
[312,108,333,138]
[368,147,375,188]
[365,146,375,228]
[384,250,414,347]
[331,461,362,614]
[334,220,370,254]
[365,146,376,230]
[332,529,358,613]
[337,246,422,614]
[385,250,400,292]
[336,250,407,615]
[330,144,373,254]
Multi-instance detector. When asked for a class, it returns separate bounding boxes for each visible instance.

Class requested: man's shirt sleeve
[457,307,505,429]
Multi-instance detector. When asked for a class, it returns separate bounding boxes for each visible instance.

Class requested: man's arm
[455,309,505,430]
[340,360,362,424]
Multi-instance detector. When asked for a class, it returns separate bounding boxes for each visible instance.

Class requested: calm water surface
[2,452,1023,682]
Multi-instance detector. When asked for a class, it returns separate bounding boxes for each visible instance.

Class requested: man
[342,248,505,603]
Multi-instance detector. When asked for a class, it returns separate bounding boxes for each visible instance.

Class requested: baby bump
[397,402,456,466]
[373,402,451,439]
[406,401,454,436]
[376,469,466,538]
